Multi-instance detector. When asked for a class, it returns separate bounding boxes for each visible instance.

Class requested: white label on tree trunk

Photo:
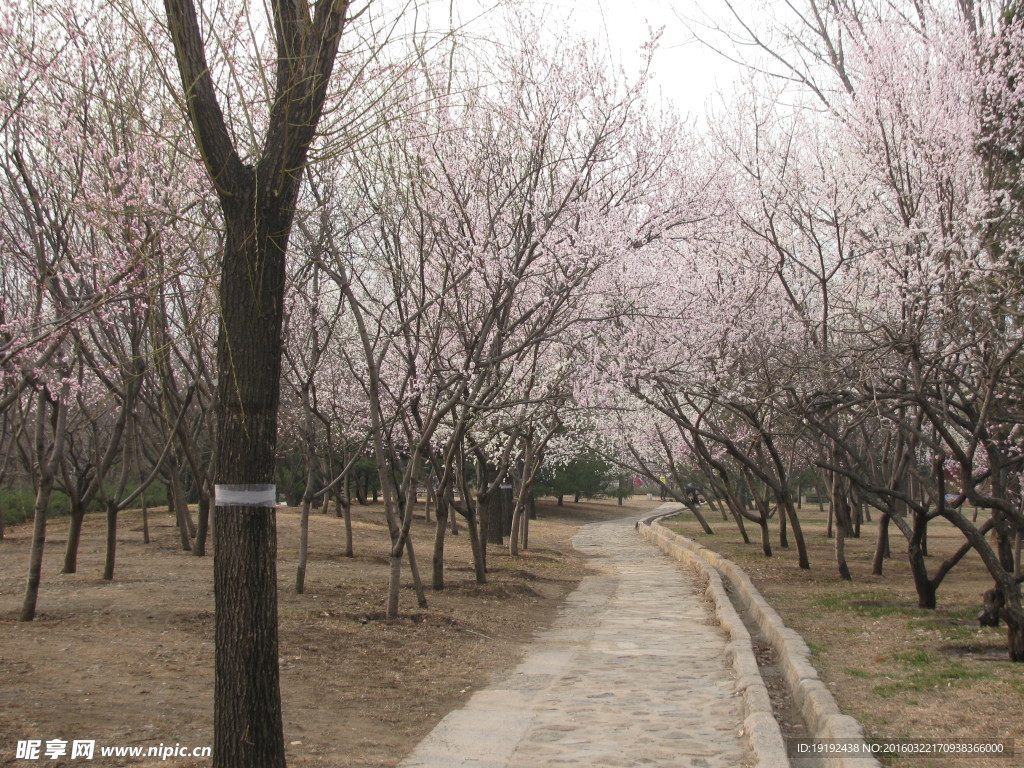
[214,484,277,508]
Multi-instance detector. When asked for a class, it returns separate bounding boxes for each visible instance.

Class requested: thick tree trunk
[209,197,290,768]
[213,508,285,767]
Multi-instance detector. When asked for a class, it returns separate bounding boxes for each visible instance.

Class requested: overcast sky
[417,0,751,119]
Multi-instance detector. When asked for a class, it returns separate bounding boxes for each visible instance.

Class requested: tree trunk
[686,499,715,534]
[908,545,937,609]
[509,499,523,557]
[22,388,68,622]
[169,465,193,552]
[142,495,150,545]
[758,513,772,558]
[501,484,514,537]
[406,535,428,609]
[162,0,353,758]
[208,195,291,768]
[832,483,852,581]
[295,497,311,594]
[483,489,502,546]
[21,475,56,621]
[872,513,891,576]
[386,552,402,619]
[193,490,210,557]
[718,476,751,544]
[102,501,118,581]
[432,498,448,590]
[335,489,353,557]
[783,494,810,570]
[295,451,317,594]
[212,507,285,768]
[909,511,936,608]
[61,503,87,574]
[457,503,486,584]
[1008,622,1024,662]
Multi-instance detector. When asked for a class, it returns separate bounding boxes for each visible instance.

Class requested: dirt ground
[0,497,658,767]
[665,504,1024,768]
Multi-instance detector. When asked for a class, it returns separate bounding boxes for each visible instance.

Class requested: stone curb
[638,510,881,768]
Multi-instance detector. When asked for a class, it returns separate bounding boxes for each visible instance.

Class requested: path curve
[399,512,756,768]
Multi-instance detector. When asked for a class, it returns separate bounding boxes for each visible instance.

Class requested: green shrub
[0,487,72,525]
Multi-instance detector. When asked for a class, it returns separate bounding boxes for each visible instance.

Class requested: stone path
[399,511,755,768]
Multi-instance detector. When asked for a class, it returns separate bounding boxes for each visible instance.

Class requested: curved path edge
[638,509,882,768]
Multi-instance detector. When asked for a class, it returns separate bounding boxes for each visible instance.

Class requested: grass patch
[872,653,993,699]
[843,668,876,679]
[812,590,922,619]
[892,650,933,667]
[805,639,829,657]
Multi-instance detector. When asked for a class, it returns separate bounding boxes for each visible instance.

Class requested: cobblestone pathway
[399,512,755,768]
